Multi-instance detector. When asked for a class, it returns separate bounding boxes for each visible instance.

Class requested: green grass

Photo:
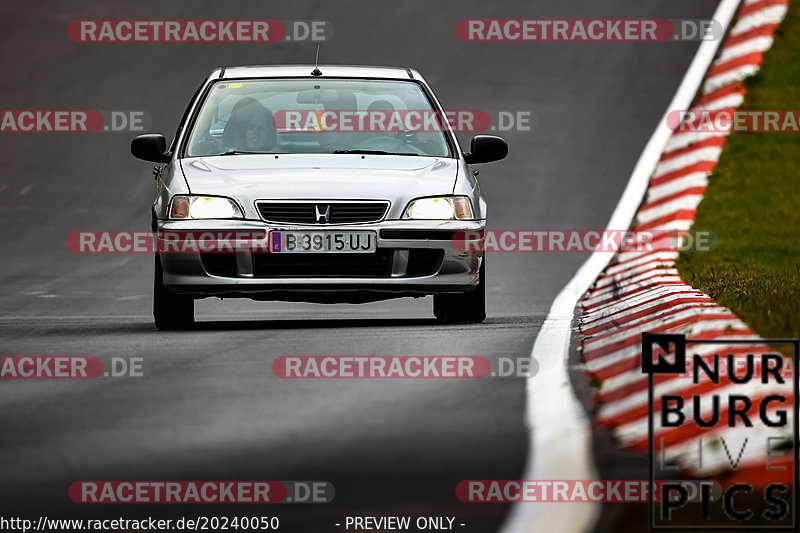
[676,1,800,341]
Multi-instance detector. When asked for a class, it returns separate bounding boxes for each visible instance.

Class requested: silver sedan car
[132,65,507,330]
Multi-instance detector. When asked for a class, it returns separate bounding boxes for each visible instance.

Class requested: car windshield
[185,78,453,158]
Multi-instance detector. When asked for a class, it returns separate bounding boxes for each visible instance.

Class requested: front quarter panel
[153,161,190,220]
[455,160,487,220]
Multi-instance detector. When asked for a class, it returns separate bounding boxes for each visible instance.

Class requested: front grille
[257,202,389,224]
[253,250,393,277]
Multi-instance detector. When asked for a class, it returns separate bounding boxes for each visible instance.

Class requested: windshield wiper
[332,149,419,156]
[218,150,273,156]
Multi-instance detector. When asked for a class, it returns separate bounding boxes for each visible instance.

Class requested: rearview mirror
[296,89,339,104]
[464,135,508,164]
[131,134,171,163]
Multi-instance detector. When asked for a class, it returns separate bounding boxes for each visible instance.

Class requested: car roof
[211,65,421,81]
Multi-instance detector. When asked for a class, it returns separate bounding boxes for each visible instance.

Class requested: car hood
[180,154,459,219]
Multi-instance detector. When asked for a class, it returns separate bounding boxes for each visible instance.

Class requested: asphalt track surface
[0,1,718,531]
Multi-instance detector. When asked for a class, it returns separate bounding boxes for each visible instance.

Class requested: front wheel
[153,255,194,330]
[433,259,486,324]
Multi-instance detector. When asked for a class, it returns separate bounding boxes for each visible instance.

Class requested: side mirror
[464,135,508,165]
[131,134,171,163]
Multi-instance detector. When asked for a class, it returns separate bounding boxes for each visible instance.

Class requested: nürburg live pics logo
[643,332,799,529]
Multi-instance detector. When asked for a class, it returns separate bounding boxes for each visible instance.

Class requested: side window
[209,95,238,138]
[169,77,207,153]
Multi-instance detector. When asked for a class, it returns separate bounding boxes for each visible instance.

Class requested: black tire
[433,258,486,324]
[153,254,194,330]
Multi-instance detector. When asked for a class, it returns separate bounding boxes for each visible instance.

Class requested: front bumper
[157,219,484,302]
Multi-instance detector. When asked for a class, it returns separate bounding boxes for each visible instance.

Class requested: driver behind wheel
[223,97,276,152]
[367,99,406,142]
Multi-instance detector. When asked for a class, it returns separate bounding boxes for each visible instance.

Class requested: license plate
[270,231,377,253]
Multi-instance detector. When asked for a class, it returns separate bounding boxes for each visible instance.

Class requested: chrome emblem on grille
[315,204,331,223]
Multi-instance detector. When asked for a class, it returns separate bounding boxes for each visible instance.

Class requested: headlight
[402,196,474,220]
[169,195,244,220]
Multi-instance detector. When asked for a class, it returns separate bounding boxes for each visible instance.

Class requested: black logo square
[642,332,686,374]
